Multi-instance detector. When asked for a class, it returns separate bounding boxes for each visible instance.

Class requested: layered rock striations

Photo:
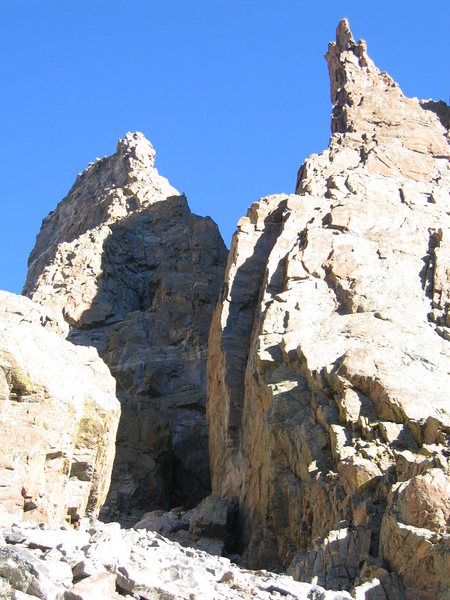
[24,132,228,518]
[207,20,450,598]
[0,292,120,527]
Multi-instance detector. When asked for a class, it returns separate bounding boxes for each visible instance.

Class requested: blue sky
[1,1,449,294]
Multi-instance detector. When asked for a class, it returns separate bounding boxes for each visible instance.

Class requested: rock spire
[23,132,228,519]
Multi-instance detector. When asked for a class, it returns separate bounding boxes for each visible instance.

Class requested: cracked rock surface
[207,19,450,598]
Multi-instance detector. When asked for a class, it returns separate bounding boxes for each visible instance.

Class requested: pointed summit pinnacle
[325,19,376,107]
[117,131,156,169]
[325,19,400,134]
[335,18,356,52]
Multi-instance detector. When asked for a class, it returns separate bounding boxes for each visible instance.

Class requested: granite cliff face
[0,292,120,527]
[9,18,449,600]
[24,133,228,518]
[207,20,450,599]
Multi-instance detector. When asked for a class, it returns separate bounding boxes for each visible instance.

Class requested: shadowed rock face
[0,292,120,527]
[23,132,228,519]
[207,19,450,598]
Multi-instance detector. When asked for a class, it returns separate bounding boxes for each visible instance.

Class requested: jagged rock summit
[208,19,450,599]
[24,132,228,519]
[24,131,180,327]
[323,18,449,178]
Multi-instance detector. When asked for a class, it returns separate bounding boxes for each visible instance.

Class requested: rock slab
[0,292,120,527]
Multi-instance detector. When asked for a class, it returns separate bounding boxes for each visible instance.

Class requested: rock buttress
[24,132,228,519]
[207,19,450,598]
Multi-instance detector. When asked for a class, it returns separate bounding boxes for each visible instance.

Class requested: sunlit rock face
[0,291,120,527]
[207,19,450,598]
[23,132,228,518]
